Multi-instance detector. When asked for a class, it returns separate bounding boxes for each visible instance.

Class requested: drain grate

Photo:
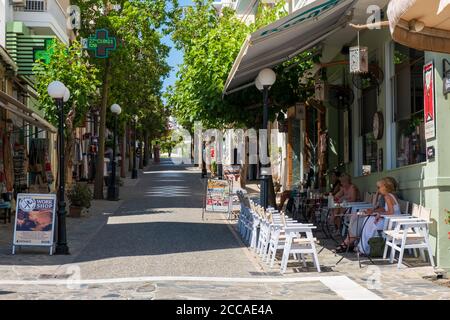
[38,274,72,280]
[0,291,15,295]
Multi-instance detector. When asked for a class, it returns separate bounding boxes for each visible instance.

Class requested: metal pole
[131,119,138,179]
[107,114,118,200]
[55,98,69,255]
[260,85,269,209]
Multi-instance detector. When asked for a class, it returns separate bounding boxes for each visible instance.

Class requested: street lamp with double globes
[107,104,121,201]
[131,114,138,179]
[255,68,276,209]
[48,80,70,255]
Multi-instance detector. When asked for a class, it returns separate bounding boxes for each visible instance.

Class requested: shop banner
[13,193,56,250]
[205,179,230,212]
[424,61,436,140]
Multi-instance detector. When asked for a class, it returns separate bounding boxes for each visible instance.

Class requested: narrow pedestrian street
[74,158,263,278]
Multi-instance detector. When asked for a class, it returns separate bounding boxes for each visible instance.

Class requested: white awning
[223,0,357,94]
[387,0,450,53]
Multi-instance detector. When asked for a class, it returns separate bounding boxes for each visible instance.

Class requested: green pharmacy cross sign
[84,29,117,58]
[33,38,55,64]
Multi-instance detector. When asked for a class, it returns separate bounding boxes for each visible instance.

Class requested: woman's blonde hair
[380,177,396,194]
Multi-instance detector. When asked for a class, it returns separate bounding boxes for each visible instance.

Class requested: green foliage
[67,183,93,208]
[33,40,100,128]
[167,0,316,130]
[72,0,176,139]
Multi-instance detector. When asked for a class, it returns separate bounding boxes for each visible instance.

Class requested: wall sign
[423,61,436,140]
[427,146,435,161]
[33,38,55,64]
[82,29,117,58]
[12,193,57,255]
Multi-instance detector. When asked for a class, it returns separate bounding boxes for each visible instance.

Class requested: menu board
[205,179,230,212]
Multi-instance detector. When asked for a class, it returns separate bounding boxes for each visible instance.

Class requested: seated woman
[330,173,360,231]
[358,177,402,255]
[335,177,401,253]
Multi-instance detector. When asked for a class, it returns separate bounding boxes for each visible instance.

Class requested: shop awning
[387,0,450,53]
[0,90,57,133]
[223,0,357,95]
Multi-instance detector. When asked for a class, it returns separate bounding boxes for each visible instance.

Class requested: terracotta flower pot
[69,206,83,218]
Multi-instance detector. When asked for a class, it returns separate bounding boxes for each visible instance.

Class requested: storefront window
[394,44,426,167]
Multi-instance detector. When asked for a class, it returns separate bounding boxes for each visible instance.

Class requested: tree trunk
[120,123,126,178]
[94,58,111,199]
[143,131,149,167]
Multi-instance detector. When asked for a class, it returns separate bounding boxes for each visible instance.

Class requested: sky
[162,0,193,95]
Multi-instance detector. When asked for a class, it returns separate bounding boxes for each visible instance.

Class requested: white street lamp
[110,103,122,115]
[254,67,276,209]
[47,80,69,255]
[47,81,67,99]
[108,103,121,201]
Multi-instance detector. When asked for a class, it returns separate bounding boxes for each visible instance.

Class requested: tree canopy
[167,0,318,130]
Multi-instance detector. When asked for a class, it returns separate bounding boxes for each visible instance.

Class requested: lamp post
[131,115,138,179]
[107,104,121,201]
[48,81,70,255]
[255,68,276,209]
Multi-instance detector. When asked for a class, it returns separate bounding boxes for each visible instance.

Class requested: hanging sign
[12,193,57,255]
[349,46,368,74]
[423,61,436,140]
[205,179,230,212]
[82,29,116,58]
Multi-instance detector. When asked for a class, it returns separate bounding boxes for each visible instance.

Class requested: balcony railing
[14,0,47,12]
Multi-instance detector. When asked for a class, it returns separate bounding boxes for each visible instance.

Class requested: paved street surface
[0,158,449,300]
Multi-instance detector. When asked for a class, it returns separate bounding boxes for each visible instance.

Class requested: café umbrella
[387,0,450,53]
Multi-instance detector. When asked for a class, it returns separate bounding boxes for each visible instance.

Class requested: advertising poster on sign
[205,179,230,212]
[423,61,436,140]
[13,194,57,251]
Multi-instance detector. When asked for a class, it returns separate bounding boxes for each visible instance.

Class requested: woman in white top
[358,178,402,255]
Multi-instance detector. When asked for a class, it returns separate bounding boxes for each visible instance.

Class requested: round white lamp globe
[254,77,263,91]
[63,87,70,102]
[110,103,122,115]
[257,68,277,86]
[47,81,67,99]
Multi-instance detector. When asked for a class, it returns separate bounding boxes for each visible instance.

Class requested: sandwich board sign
[12,193,57,255]
[203,179,231,219]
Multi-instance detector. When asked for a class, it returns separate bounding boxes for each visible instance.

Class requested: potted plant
[211,161,217,177]
[67,183,93,218]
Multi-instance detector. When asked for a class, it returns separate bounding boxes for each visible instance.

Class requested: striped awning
[387,0,450,53]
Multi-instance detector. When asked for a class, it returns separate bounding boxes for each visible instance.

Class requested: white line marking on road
[0,275,381,300]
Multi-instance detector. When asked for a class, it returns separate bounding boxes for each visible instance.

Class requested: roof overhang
[387,0,450,53]
[223,0,357,95]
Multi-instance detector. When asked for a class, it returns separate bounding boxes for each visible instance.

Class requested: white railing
[14,0,47,12]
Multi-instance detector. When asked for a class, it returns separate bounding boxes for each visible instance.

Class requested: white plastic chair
[280,225,320,273]
[383,217,435,268]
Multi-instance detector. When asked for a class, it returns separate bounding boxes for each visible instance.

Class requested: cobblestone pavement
[0,158,449,300]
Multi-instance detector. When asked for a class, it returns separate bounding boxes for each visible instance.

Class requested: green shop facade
[318,26,450,270]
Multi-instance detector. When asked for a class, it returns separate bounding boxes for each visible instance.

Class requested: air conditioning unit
[11,0,26,6]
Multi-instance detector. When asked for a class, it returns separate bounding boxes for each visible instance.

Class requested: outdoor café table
[323,202,374,243]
